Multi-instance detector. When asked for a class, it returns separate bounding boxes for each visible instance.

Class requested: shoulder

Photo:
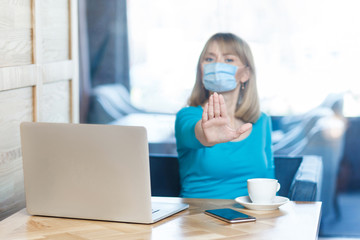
[254,112,270,124]
[176,106,203,118]
[175,106,203,131]
[253,112,272,132]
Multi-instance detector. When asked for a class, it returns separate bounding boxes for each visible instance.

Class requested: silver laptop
[20,122,188,224]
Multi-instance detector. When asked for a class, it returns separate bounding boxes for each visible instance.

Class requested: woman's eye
[225,58,234,63]
[205,57,214,62]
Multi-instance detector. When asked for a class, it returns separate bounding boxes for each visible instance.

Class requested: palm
[201,93,252,145]
[202,117,238,143]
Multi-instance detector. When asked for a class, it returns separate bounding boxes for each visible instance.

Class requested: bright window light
[128,0,360,116]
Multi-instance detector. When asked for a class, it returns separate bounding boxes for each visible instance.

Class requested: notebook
[20,122,188,224]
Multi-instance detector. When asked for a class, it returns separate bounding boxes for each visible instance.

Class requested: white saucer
[235,196,289,210]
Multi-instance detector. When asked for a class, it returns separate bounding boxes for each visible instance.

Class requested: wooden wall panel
[0,0,32,67]
[0,65,38,91]
[0,0,79,220]
[40,80,70,122]
[42,61,73,83]
[40,0,70,63]
[0,87,33,220]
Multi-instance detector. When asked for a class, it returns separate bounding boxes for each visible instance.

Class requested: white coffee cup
[247,178,280,204]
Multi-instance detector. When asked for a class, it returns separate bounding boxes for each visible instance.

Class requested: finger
[219,94,228,118]
[202,103,209,122]
[213,92,220,118]
[237,123,253,135]
[208,94,214,119]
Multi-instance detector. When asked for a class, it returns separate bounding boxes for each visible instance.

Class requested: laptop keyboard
[152,208,160,214]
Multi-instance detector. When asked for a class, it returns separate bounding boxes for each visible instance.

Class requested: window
[128,0,360,116]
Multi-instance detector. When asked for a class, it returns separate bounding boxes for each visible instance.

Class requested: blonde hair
[187,33,260,123]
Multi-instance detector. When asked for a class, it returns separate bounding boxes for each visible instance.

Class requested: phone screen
[205,208,256,223]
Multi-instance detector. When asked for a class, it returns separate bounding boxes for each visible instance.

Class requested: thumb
[236,123,252,135]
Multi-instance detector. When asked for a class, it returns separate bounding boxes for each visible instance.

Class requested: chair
[150,154,181,197]
[149,154,323,201]
[275,155,323,201]
[273,111,345,223]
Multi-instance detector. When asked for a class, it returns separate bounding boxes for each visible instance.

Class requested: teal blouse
[175,106,274,199]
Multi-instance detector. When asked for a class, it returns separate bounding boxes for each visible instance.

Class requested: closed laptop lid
[20,122,153,223]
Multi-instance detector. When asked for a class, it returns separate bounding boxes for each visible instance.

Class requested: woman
[175,33,274,199]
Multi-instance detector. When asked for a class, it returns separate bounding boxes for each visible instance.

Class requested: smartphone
[204,208,256,223]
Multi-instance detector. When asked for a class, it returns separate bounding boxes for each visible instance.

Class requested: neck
[219,85,241,118]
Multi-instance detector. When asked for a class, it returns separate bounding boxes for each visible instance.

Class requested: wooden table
[0,197,321,240]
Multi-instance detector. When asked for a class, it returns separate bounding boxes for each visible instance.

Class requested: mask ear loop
[237,81,247,105]
[241,65,250,90]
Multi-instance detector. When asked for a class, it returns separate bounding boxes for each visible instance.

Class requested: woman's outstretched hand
[200,92,252,145]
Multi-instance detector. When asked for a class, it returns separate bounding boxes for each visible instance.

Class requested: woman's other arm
[265,114,275,178]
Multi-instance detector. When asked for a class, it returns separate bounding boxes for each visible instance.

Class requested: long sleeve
[175,106,204,151]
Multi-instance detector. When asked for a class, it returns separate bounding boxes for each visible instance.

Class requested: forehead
[205,40,238,55]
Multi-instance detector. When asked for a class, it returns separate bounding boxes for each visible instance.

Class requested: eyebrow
[205,52,216,56]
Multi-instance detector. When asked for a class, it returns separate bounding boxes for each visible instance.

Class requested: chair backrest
[274,156,303,197]
[149,154,181,197]
[149,154,322,201]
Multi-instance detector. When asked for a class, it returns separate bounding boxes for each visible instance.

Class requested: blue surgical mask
[203,62,238,92]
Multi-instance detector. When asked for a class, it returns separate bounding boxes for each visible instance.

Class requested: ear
[240,67,250,83]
